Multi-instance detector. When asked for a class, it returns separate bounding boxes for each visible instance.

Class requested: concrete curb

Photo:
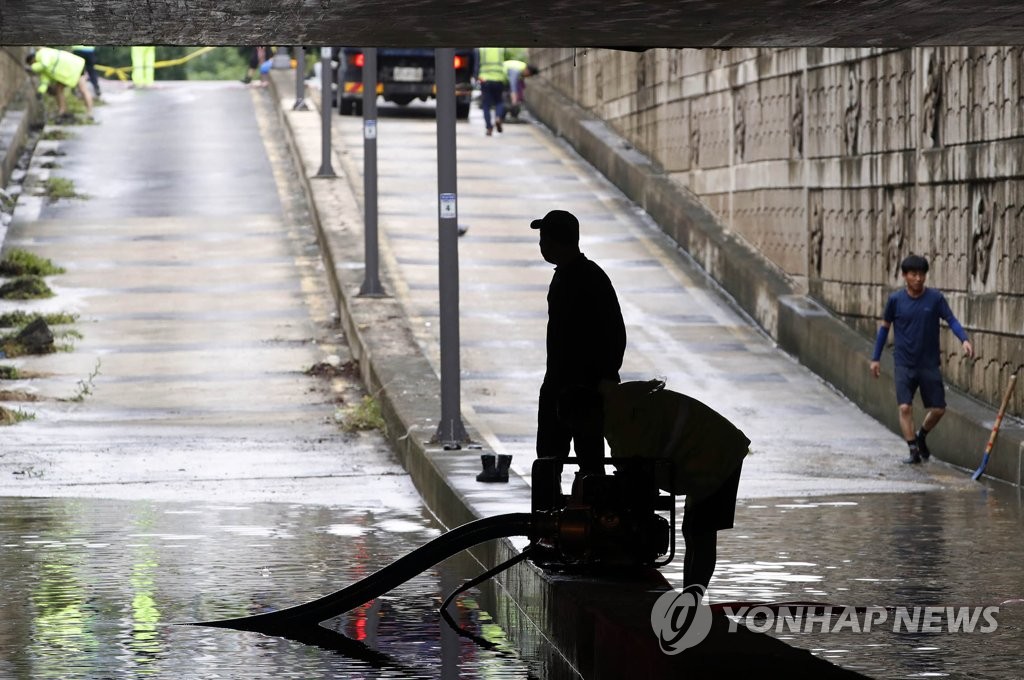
[525,77,1023,487]
[0,75,40,188]
[265,71,868,678]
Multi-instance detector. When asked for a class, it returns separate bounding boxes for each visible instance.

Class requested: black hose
[191,512,533,633]
[440,546,534,650]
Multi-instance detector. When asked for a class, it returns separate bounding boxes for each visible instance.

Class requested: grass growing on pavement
[42,92,91,124]
[0,337,51,358]
[0,276,54,300]
[42,177,84,202]
[0,249,66,277]
[0,405,35,426]
[0,365,19,380]
[64,359,100,402]
[0,311,78,328]
[0,389,38,402]
[339,395,386,433]
[55,328,83,353]
[41,129,74,141]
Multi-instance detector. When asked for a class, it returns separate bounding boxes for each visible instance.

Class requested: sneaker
[916,431,931,460]
[902,447,922,465]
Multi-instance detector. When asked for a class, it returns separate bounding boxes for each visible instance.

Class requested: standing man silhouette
[532,210,626,476]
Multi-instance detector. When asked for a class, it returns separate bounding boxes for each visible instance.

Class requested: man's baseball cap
[530,210,579,243]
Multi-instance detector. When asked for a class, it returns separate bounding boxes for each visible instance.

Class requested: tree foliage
[92,46,255,81]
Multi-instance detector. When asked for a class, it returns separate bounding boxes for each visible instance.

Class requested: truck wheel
[339,99,356,116]
[456,101,470,120]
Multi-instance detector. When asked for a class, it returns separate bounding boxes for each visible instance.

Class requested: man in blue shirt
[870,255,974,464]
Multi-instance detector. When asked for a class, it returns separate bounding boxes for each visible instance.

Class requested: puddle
[658,483,1024,678]
[0,497,559,679]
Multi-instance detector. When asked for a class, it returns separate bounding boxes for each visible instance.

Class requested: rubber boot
[495,454,512,481]
[476,454,510,483]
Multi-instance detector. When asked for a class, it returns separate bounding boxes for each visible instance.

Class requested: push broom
[971,367,1019,481]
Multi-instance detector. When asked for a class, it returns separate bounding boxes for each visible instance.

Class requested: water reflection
[662,484,1024,678]
[0,498,547,679]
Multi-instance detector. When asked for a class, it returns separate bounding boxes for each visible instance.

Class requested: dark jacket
[602,380,750,502]
[544,253,626,388]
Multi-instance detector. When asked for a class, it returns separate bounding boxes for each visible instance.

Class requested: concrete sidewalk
[265,70,985,677]
[277,71,972,501]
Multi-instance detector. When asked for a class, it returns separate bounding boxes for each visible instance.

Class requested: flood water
[1,482,1022,679]
[686,481,1024,679]
[0,497,557,679]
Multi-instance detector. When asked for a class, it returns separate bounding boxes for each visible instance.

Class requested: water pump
[530,456,675,568]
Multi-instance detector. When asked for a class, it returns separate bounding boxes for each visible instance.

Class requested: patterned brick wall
[531,46,1024,415]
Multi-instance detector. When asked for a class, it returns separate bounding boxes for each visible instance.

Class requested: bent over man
[26,47,94,118]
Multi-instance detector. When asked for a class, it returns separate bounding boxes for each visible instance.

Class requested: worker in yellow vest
[502,59,539,120]
[474,47,507,136]
[71,45,101,98]
[131,46,156,88]
[26,47,94,118]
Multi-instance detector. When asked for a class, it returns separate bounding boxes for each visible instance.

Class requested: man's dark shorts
[683,460,743,534]
[894,365,946,408]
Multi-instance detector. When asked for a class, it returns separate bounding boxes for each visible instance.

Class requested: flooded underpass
[0,494,562,679]
[2,74,1023,680]
[1,478,1021,679]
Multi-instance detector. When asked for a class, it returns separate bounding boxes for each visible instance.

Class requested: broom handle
[984,371,1018,453]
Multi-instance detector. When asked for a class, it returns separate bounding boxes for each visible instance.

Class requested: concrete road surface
[0,81,416,509]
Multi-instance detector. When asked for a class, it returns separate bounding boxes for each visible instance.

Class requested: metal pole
[359,48,384,296]
[433,48,468,445]
[316,47,336,177]
[293,46,308,111]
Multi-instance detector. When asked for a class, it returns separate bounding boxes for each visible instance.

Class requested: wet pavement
[0,82,556,677]
[0,81,400,506]
[0,495,558,679]
[325,93,967,499]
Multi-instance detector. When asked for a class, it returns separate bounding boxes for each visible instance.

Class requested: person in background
[130,46,156,88]
[70,45,101,98]
[474,47,507,136]
[502,60,539,119]
[241,46,271,85]
[870,254,974,464]
[26,47,94,119]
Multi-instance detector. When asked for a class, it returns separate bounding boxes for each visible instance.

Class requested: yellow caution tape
[95,46,218,81]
